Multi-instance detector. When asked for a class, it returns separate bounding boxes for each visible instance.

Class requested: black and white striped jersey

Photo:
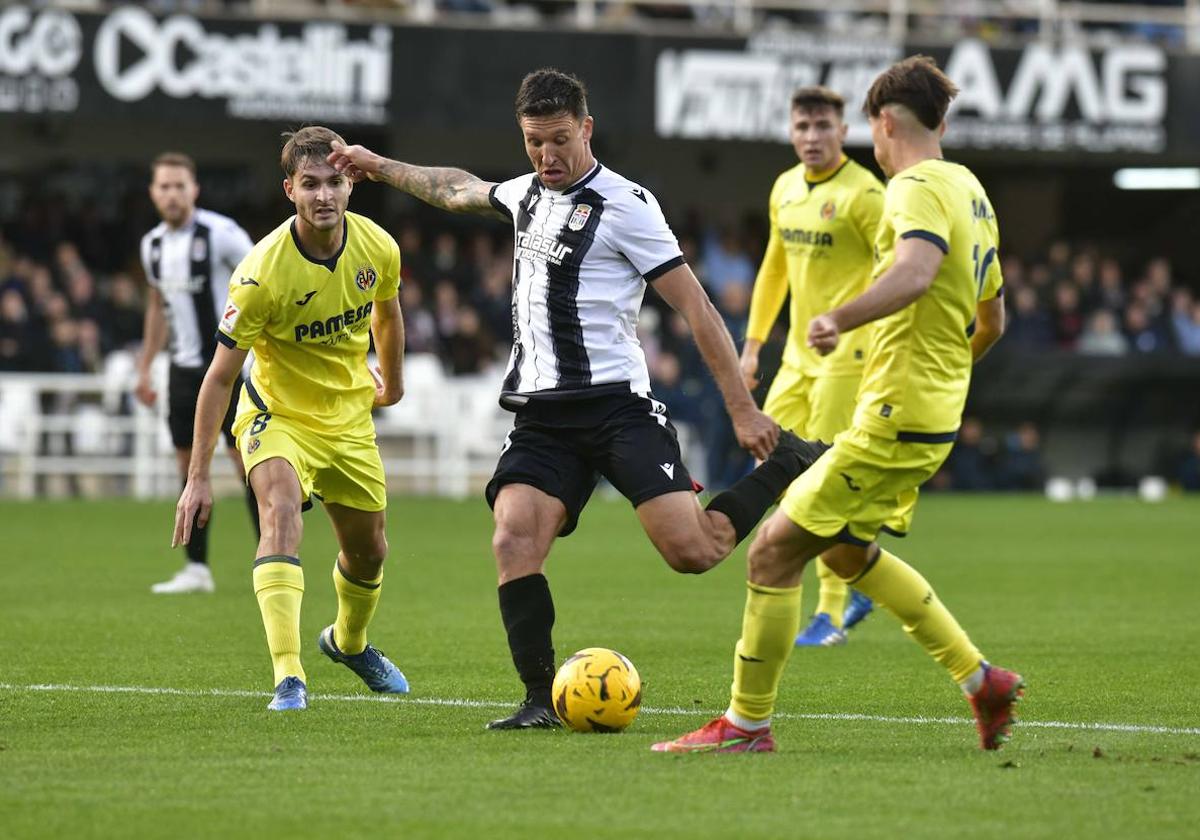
[140,208,254,369]
[488,162,684,409]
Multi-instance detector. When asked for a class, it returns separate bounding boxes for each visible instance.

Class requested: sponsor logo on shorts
[660,463,675,480]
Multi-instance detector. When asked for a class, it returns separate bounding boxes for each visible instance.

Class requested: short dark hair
[280,125,346,177]
[863,55,959,131]
[151,152,196,180]
[514,68,589,121]
[791,86,845,118]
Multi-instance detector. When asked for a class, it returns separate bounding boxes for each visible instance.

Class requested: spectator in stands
[1052,282,1084,349]
[103,273,145,352]
[1096,257,1126,312]
[1077,309,1128,356]
[943,417,995,491]
[1006,286,1054,349]
[700,227,754,298]
[50,318,85,373]
[472,259,514,347]
[1169,289,1200,355]
[1124,300,1171,354]
[443,305,496,375]
[400,278,439,354]
[0,287,38,371]
[998,422,1046,491]
[1180,431,1200,492]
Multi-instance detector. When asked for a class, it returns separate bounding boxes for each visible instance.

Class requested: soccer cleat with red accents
[651,715,775,754]
[968,663,1025,750]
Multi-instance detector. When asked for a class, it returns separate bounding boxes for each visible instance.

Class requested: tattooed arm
[328,142,505,220]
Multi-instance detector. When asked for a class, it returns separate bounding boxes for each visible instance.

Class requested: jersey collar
[804,155,850,188]
[289,216,348,272]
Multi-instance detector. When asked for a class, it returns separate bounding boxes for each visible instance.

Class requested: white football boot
[151,562,216,594]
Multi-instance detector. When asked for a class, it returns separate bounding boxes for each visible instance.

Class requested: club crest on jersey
[567,204,592,231]
[355,265,377,292]
[820,201,836,221]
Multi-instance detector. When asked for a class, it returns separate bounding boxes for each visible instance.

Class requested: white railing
[0,352,511,500]
[0,352,704,501]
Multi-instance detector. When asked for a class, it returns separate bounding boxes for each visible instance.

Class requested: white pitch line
[2,682,1198,737]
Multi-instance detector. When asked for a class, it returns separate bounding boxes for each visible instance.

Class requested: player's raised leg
[486,484,567,730]
[248,457,308,711]
[826,544,1024,749]
[652,510,831,753]
[635,431,829,575]
[317,502,408,693]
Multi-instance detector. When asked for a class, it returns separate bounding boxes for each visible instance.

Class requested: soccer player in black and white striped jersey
[330,69,828,729]
[135,152,260,594]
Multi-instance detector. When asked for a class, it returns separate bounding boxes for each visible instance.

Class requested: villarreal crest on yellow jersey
[854,159,1003,440]
[217,211,401,434]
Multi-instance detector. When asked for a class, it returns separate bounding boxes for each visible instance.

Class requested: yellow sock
[332,558,382,656]
[729,581,804,723]
[252,556,306,687]
[814,557,849,629]
[852,549,983,683]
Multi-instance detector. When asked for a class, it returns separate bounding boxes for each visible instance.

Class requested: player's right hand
[134,373,157,408]
[172,477,213,548]
[328,141,381,184]
[807,314,841,356]
[732,407,780,462]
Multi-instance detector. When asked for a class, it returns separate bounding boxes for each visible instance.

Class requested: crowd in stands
[2,200,1198,488]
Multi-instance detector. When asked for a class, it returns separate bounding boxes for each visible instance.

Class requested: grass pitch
[1,494,1198,839]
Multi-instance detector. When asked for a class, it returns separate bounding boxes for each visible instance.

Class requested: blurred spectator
[998,422,1046,491]
[700,228,754,298]
[1124,301,1171,354]
[1052,282,1084,349]
[443,306,496,375]
[1169,289,1200,355]
[943,417,995,491]
[400,279,439,354]
[104,273,145,352]
[1077,309,1128,356]
[0,288,38,370]
[1096,257,1125,312]
[1180,431,1200,492]
[1006,286,1054,349]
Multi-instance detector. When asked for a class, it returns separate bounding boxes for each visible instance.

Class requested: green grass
[1,494,1198,839]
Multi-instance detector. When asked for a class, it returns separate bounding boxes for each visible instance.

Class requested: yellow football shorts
[234,410,386,512]
[763,365,859,443]
[780,425,949,545]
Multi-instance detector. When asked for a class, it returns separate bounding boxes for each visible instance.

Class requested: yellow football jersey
[748,156,884,378]
[217,211,401,434]
[853,159,1003,440]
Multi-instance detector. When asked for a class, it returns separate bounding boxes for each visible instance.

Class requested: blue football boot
[794,613,847,647]
[318,625,410,694]
[843,590,875,631]
[268,676,307,711]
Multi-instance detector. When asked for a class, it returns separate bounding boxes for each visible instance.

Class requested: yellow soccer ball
[552,647,642,733]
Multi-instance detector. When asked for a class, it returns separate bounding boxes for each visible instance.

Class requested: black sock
[497,573,556,706]
[705,457,795,545]
[184,480,210,565]
[244,485,262,540]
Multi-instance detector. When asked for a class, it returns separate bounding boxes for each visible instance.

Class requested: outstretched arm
[328,142,506,220]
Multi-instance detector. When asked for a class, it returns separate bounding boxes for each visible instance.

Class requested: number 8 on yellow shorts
[780,425,952,545]
[234,410,387,513]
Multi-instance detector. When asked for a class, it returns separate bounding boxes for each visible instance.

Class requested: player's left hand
[172,477,213,548]
[807,314,841,356]
[370,365,402,407]
[732,407,780,462]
